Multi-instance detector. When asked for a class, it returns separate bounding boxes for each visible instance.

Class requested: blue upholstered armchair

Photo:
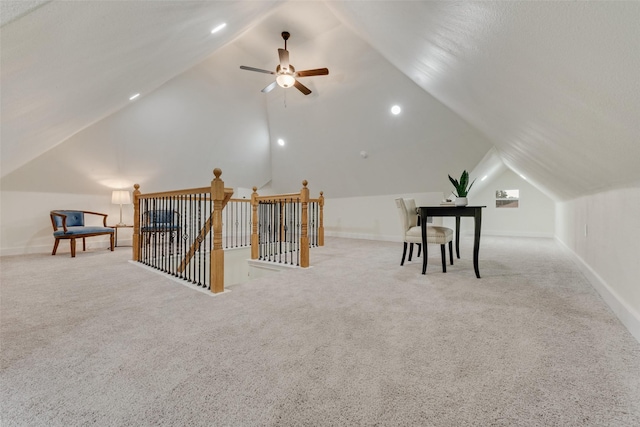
[50,210,115,257]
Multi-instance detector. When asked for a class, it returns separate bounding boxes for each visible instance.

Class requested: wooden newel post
[210,168,225,294]
[318,191,324,247]
[251,186,259,260]
[300,180,310,268]
[132,184,141,261]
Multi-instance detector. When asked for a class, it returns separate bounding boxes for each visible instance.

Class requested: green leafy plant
[448,170,476,197]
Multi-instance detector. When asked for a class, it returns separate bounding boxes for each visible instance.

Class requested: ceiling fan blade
[295,68,329,77]
[294,80,312,95]
[278,49,290,71]
[261,81,277,93]
[240,65,275,75]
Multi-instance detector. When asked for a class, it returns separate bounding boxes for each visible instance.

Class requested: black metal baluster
[186,194,191,279]
[141,198,147,266]
[311,202,317,248]
[264,202,268,260]
[277,201,281,264]
[173,196,178,275]
[268,202,273,262]
[241,201,246,247]
[284,200,289,265]
[271,202,276,262]
[163,196,168,273]
[180,194,185,275]
[258,203,262,260]
[151,198,157,269]
[208,193,213,290]
[262,203,266,260]
[201,192,206,287]
[296,198,300,266]
[268,202,271,261]
[225,200,229,249]
[198,192,203,287]
[150,197,155,267]
[169,196,174,275]
[290,198,295,265]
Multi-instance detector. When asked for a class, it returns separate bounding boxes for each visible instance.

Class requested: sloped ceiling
[327,1,640,199]
[2,1,639,200]
[0,0,281,177]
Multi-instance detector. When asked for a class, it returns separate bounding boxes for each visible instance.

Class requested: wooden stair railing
[309,191,325,247]
[250,180,324,268]
[132,171,324,293]
[133,168,232,294]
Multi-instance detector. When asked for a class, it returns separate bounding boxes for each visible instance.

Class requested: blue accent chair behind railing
[141,210,181,244]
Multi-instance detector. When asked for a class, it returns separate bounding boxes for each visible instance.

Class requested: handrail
[136,187,213,199]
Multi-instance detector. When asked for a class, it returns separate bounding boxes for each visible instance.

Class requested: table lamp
[111,190,131,226]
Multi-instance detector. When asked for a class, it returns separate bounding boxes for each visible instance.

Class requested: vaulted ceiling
[2,1,639,200]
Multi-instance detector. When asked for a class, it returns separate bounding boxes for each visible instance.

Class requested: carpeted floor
[1,236,639,426]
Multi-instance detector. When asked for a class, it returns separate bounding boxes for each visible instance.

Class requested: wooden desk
[419,206,486,278]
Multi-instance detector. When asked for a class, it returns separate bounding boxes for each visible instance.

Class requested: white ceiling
[2,1,639,200]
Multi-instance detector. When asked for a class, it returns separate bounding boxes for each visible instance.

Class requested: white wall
[323,169,555,242]
[0,191,124,256]
[556,186,640,342]
[324,191,445,242]
[456,169,555,238]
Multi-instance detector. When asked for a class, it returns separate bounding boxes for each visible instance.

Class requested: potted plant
[448,170,475,207]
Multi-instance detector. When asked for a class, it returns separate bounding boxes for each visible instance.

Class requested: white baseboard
[325,230,554,241]
[325,231,398,242]
[556,237,640,344]
[1,245,50,256]
[481,230,554,238]
[1,240,120,257]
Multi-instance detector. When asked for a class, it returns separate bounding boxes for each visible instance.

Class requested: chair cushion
[53,211,84,227]
[147,210,174,224]
[406,225,453,244]
[141,225,180,232]
[54,226,114,236]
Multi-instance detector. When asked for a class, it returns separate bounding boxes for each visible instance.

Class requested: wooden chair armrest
[76,210,109,227]
[50,211,68,233]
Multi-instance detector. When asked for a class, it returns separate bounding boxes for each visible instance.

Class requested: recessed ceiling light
[481,175,488,181]
[520,174,527,180]
[129,93,140,101]
[277,138,285,146]
[211,23,226,34]
[391,105,401,115]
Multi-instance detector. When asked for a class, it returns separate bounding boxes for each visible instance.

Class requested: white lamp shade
[111,190,131,205]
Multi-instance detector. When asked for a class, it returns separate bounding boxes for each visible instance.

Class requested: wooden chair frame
[50,210,115,257]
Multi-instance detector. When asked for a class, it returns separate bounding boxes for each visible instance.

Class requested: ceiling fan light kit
[240,31,329,96]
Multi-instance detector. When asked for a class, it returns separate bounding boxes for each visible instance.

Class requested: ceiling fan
[240,31,329,96]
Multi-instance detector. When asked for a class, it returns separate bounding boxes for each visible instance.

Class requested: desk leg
[115,227,119,247]
[421,222,428,274]
[455,216,461,259]
[473,210,482,278]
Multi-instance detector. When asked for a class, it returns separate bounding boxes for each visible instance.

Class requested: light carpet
[1,236,639,426]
